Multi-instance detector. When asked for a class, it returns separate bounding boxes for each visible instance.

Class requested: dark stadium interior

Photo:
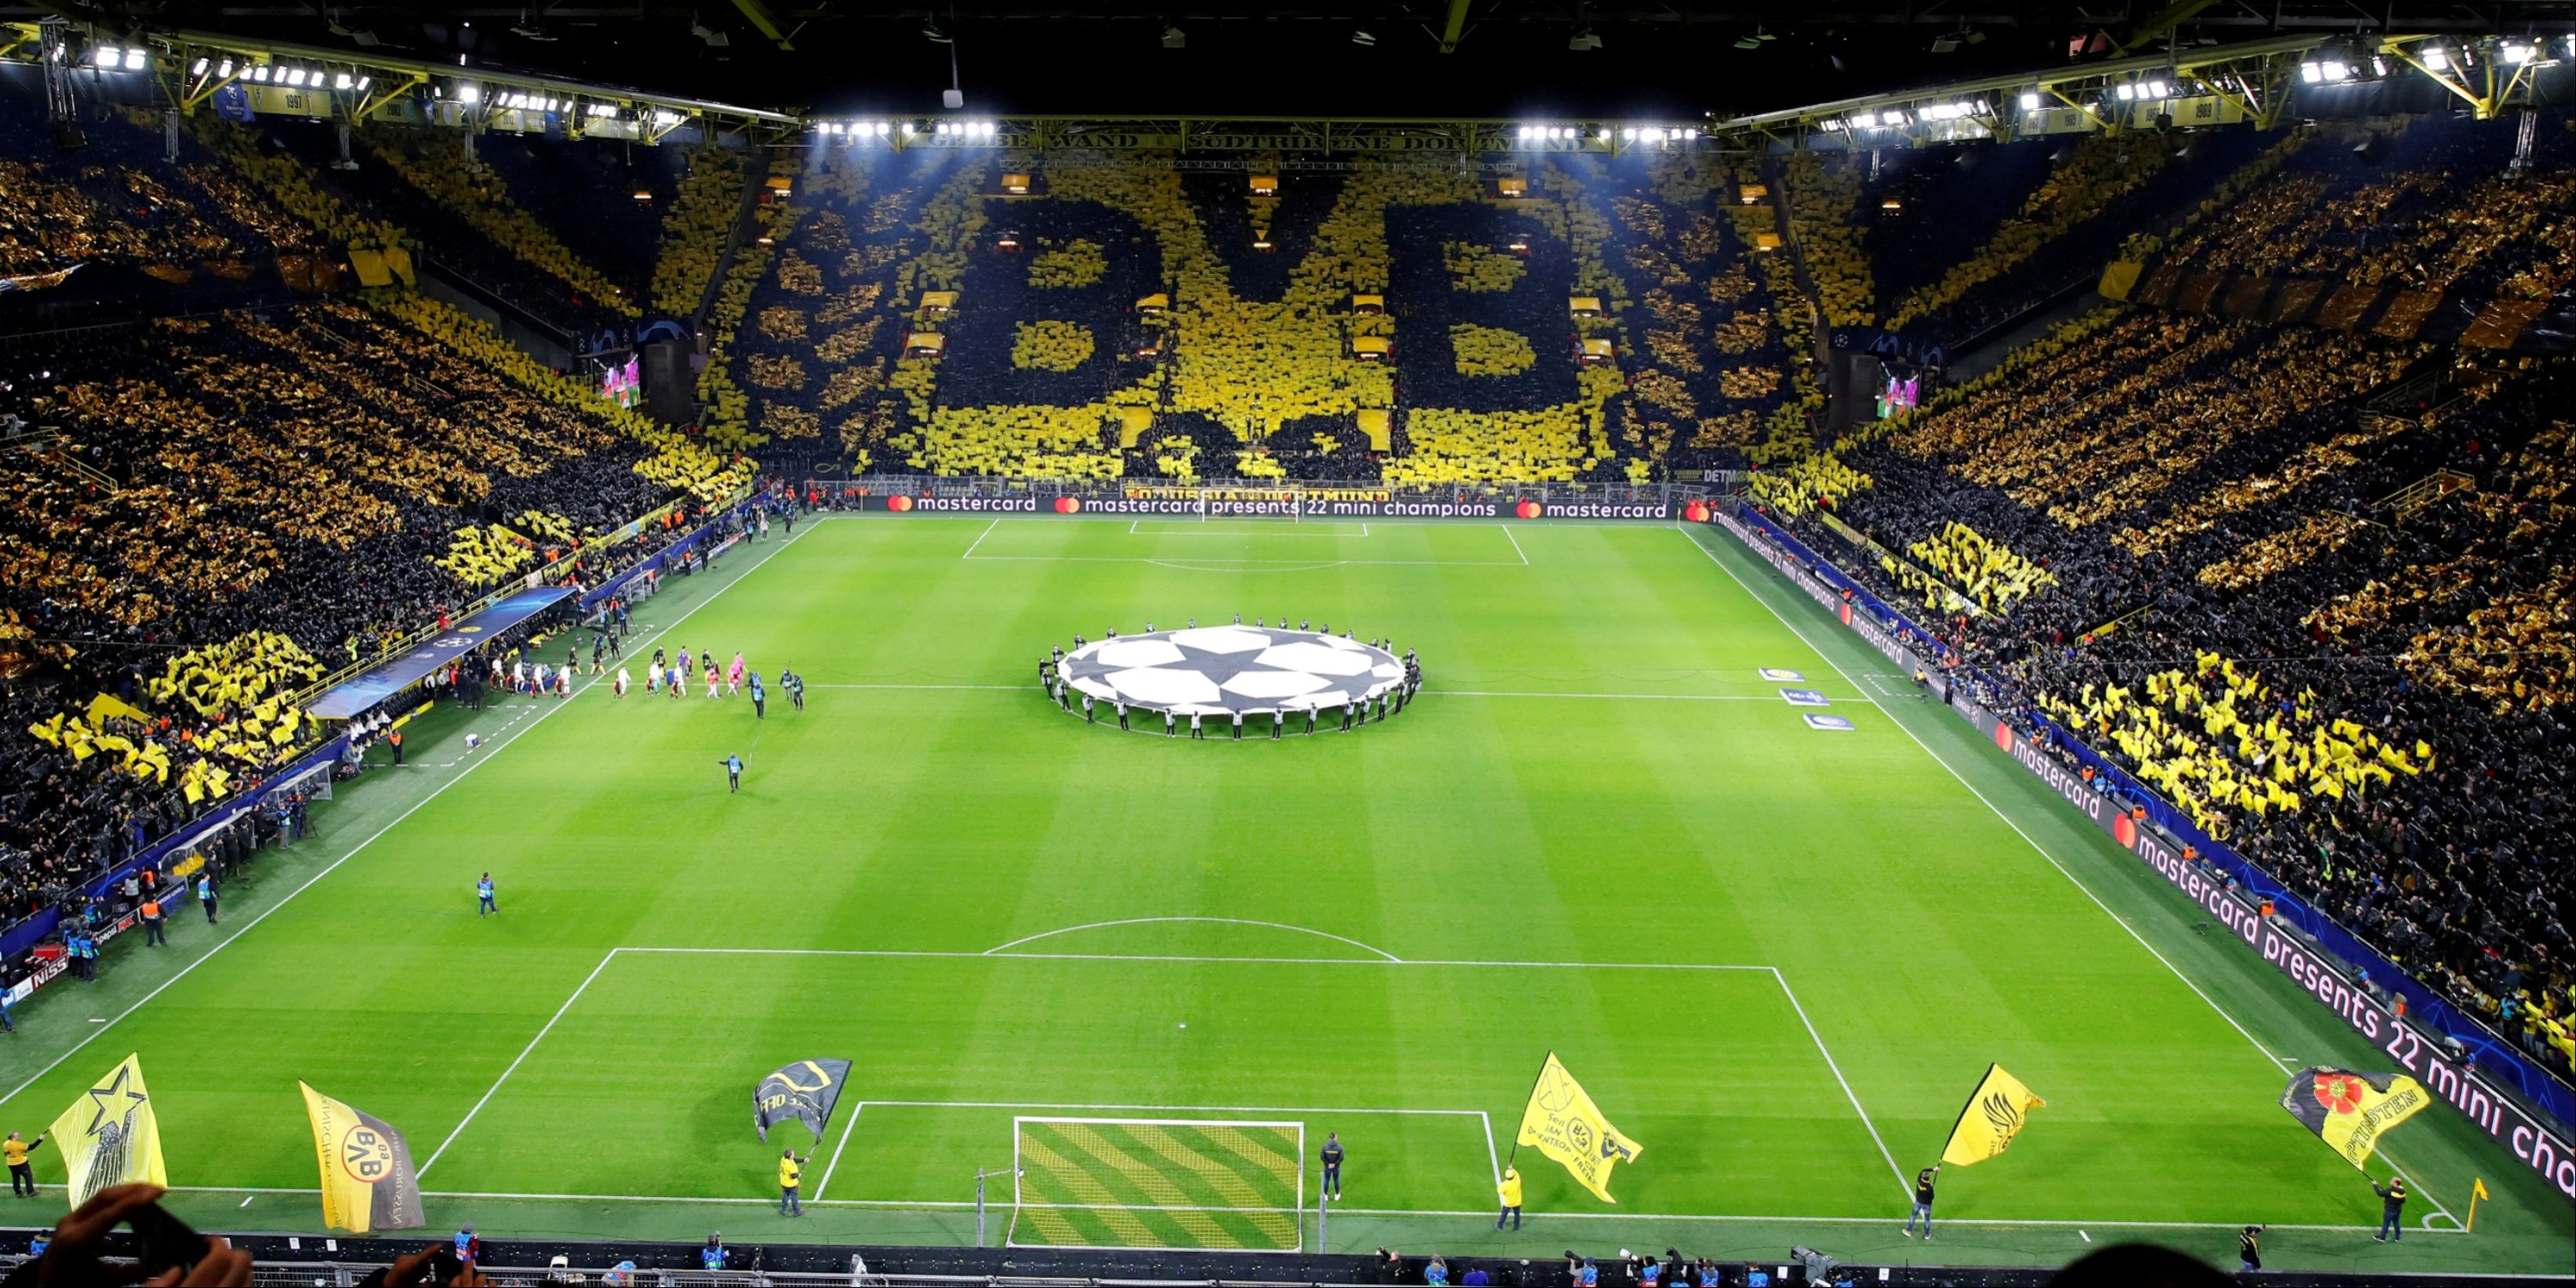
[1,0,2574,1282]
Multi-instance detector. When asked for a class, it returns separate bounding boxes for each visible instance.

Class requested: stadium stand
[1752,112,2576,1071]
[0,106,755,965]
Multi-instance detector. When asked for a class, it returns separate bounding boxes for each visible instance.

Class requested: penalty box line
[825,1099,1495,1204]
[962,517,1532,568]
[424,945,1891,1206]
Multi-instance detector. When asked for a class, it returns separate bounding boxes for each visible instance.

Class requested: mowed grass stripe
[1017,1126,1279,1249]
[1054,1122,1280,1248]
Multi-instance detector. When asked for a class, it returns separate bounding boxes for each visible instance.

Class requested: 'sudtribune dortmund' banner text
[49,1054,167,1207]
[755,1059,852,1144]
[2279,1066,2430,1170]
[298,1083,423,1233]
[1514,1052,1643,1203]
[1939,1064,2047,1166]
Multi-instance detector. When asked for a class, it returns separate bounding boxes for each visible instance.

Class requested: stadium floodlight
[217,58,234,76]
[2500,40,2534,65]
[2299,60,2323,82]
[1161,24,1185,49]
[456,82,480,103]
[124,48,146,70]
[2419,45,2450,70]
[1351,27,1376,46]
[356,76,371,90]
[90,45,118,67]
[2146,78,2169,97]
[1569,27,1602,52]
[191,58,209,75]
[2320,59,2350,81]
[332,71,350,89]
[2114,82,2136,100]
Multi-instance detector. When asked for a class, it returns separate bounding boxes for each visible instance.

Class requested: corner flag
[48,1054,167,1208]
[1939,1064,2046,1166]
[2278,1066,2429,1170]
[298,1083,424,1233]
[1513,1052,1643,1203]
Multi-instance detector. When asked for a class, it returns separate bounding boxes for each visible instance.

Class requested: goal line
[1008,1115,1306,1252]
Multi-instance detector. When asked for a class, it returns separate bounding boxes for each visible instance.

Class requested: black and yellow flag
[1939,1064,2047,1166]
[298,1083,423,1234]
[755,1059,853,1145]
[48,1054,167,1207]
[2278,1067,2429,1170]
[1513,1052,1643,1203]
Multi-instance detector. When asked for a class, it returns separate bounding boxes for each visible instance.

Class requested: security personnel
[1495,1166,1522,1230]
[1319,1133,1345,1200]
[778,1149,809,1216]
[140,895,165,946]
[720,753,744,793]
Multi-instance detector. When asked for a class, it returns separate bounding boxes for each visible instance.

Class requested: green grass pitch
[2,515,2568,1275]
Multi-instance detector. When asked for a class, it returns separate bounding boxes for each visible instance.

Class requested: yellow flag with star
[49,1054,168,1207]
[1513,1052,1643,1203]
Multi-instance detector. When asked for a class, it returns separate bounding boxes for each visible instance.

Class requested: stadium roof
[12,0,2569,118]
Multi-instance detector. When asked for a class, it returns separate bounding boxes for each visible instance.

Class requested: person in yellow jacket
[5,1131,42,1197]
[1496,1166,1523,1230]
[777,1148,809,1217]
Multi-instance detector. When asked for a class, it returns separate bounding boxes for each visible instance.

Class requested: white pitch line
[1476,1109,1501,1187]
[959,516,1000,560]
[418,946,622,1177]
[811,1099,867,1200]
[1768,967,1910,1200]
[1502,523,1529,566]
[967,554,1524,568]
[859,1098,1486,1118]
[146,1184,2449,1234]
[984,916,1402,961]
[1680,525,2465,1222]
[803,683,1789,702]
[616,944,1776,973]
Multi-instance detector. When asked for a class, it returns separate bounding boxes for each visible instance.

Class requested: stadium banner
[2280,1067,2431,1171]
[756,1059,853,1145]
[799,477,1717,524]
[1513,1052,1643,1203]
[1713,501,2576,1201]
[1938,1064,2046,1166]
[307,586,577,720]
[50,1054,168,1208]
[298,1082,425,1233]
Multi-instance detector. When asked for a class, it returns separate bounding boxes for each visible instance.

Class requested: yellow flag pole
[2466,1178,2486,1233]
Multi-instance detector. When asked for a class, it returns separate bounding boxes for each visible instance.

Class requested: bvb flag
[298,1083,423,1233]
[2279,1066,2429,1170]
[1514,1052,1643,1203]
[1939,1064,2047,1166]
[48,1054,167,1208]
[755,1059,852,1145]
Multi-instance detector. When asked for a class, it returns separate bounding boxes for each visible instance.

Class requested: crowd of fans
[0,100,762,962]
[720,147,1792,484]
[1750,116,2576,1070]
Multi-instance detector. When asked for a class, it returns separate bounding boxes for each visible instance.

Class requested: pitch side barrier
[793,477,1735,522]
[1709,501,2576,1202]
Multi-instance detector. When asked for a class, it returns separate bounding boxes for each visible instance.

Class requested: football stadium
[0,4,2572,1286]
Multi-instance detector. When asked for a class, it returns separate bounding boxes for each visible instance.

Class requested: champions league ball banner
[1713,501,2576,1201]
[808,480,1715,524]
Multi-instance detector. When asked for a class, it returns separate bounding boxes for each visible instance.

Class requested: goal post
[1007,1115,1305,1252]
